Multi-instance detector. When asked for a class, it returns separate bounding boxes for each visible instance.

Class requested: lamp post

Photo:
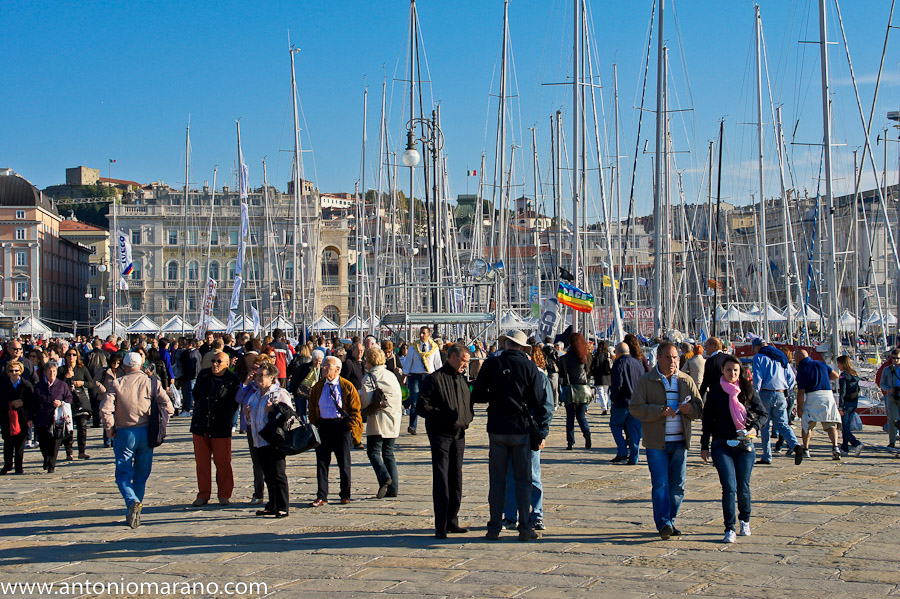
[85,288,93,333]
[402,112,444,313]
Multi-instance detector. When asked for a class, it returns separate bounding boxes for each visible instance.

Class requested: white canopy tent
[784,302,822,322]
[499,310,529,330]
[16,316,54,338]
[310,315,340,333]
[864,312,898,328]
[722,306,755,323]
[160,315,193,335]
[748,303,787,323]
[201,315,229,333]
[127,316,161,335]
[92,316,128,339]
[341,315,368,333]
[265,315,294,333]
[838,311,859,331]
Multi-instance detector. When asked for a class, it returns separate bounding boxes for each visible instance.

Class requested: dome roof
[0,172,57,213]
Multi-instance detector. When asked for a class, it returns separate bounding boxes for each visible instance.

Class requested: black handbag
[260,401,300,446]
[281,422,321,455]
[360,374,389,417]
[147,376,169,448]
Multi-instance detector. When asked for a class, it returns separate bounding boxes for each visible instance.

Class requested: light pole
[85,288,93,333]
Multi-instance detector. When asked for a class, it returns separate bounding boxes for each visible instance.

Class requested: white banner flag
[116,230,133,278]
[118,276,129,292]
[197,277,218,337]
[240,202,249,238]
[251,305,260,337]
[537,297,560,342]
[226,311,237,335]
[230,276,242,311]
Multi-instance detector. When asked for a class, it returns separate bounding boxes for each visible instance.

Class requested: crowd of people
[1,328,899,543]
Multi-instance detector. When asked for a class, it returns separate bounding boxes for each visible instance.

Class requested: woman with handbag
[837,355,863,457]
[700,355,767,543]
[99,354,123,448]
[244,360,293,518]
[559,333,593,450]
[31,362,73,473]
[1,360,34,474]
[360,347,403,498]
[61,348,95,460]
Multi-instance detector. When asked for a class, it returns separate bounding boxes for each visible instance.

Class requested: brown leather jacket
[308,375,363,445]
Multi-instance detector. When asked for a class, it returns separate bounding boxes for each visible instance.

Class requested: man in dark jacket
[609,342,645,464]
[699,337,729,399]
[190,352,241,506]
[417,343,474,539]
[84,338,108,428]
[472,330,551,542]
[179,339,202,415]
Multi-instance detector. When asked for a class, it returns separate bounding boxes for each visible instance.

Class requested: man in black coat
[609,342,645,464]
[417,343,474,539]
[472,330,551,542]
[189,352,241,506]
[699,337,729,399]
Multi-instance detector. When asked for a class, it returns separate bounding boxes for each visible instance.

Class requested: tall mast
[358,85,368,327]
[530,127,541,308]
[289,42,302,333]
[181,123,190,334]
[775,107,796,344]
[407,0,417,317]
[819,0,841,359]
[613,63,623,294]
[262,158,274,330]
[755,4,771,339]
[712,119,724,338]
[555,110,563,277]
[371,78,387,335]
[572,0,582,332]
[493,0,510,330]
[652,0,665,337]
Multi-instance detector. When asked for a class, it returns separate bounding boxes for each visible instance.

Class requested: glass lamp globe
[402,148,421,167]
[98,264,108,272]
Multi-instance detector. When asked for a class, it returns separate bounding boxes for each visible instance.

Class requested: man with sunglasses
[0,341,39,386]
[190,351,241,506]
[880,350,900,447]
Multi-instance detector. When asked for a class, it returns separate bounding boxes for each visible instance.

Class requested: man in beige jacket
[101,352,173,528]
[630,341,702,539]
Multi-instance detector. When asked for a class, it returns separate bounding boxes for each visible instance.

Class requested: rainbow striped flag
[557,282,594,313]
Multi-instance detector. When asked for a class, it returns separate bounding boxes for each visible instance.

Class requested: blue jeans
[645,441,686,531]
[503,448,542,523]
[181,379,196,412]
[113,426,154,513]
[564,400,590,448]
[759,390,798,461]
[487,433,532,533]
[366,435,398,495]
[840,402,861,451]
[406,374,426,431]
[609,406,641,463]
[710,439,754,531]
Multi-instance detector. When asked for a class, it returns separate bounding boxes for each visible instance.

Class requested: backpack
[147,375,169,448]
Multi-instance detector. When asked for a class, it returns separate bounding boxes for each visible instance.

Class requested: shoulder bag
[147,375,169,448]
[360,373,389,417]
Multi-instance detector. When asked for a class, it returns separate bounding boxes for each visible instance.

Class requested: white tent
[784,302,822,321]
[723,306,755,323]
[201,315,228,333]
[93,316,128,339]
[838,310,859,331]
[127,315,160,334]
[160,315,193,335]
[341,315,367,333]
[499,310,528,330]
[311,315,340,332]
[16,316,54,338]
[266,315,294,332]
[749,303,787,323]
[864,312,898,327]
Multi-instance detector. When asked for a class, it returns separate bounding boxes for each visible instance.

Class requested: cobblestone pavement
[2,408,900,599]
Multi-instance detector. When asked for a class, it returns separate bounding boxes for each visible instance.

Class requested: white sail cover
[160,315,193,334]
[17,316,54,337]
[127,315,161,334]
[92,316,129,339]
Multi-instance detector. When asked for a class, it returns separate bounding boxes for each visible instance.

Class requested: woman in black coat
[559,333,593,450]
[31,362,74,473]
[1,360,34,474]
[700,355,767,544]
[60,348,95,460]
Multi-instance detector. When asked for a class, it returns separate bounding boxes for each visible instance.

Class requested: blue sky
[2,0,898,218]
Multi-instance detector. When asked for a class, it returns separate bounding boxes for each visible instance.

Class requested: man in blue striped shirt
[751,339,803,465]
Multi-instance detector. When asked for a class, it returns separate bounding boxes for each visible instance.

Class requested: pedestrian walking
[609,342,645,465]
[401,326,442,435]
[101,352,173,528]
[60,348,95,460]
[559,333,593,450]
[794,349,842,460]
[700,355,767,543]
[751,339,803,465]
[837,355,863,457]
[630,341,703,539]
[880,350,900,447]
[360,347,403,499]
[683,344,706,388]
[591,341,613,415]
[33,362,74,474]
[0,360,33,475]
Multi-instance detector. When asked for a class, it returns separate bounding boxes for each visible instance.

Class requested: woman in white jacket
[360,347,404,498]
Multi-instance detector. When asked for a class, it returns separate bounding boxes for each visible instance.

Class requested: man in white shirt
[401,326,443,435]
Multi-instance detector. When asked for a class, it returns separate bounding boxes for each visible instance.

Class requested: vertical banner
[117,230,133,276]
[230,276,242,311]
[537,297,560,342]
[226,311,237,335]
[251,306,260,337]
[197,277,218,337]
[529,286,540,320]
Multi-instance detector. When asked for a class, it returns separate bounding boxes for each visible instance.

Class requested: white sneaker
[723,530,736,543]
[853,445,863,457]
[738,520,751,536]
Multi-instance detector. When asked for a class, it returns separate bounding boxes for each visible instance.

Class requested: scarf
[414,341,438,373]
[720,376,747,431]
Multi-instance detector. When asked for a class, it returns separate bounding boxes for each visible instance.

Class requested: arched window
[323,305,340,325]
[208,261,220,281]
[187,260,199,281]
[167,260,179,281]
[132,259,142,281]
[284,261,294,281]
[227,260,236,281]
[322,247,340,285]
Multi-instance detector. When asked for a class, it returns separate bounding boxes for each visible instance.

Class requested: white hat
[499,330,530,351]
[123,352,143,369]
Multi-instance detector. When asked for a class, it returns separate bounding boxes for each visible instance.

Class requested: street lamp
[85,288,93,332]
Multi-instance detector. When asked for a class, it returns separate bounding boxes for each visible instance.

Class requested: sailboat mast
[613,63,622,293]
[775,107,796,344]
[182,123,190,334]
[371,78,387,336]
[818,0,841,358]
[494,0,510,330]
[289,44,302,331]
[359,86,368,329]
[531,127,541,307]
[652,0,665,337]
[572,0,582,333]
[755,5,771,339]
[712,119,724,338]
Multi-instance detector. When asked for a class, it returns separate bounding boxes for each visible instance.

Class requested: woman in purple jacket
[31,362,73,473]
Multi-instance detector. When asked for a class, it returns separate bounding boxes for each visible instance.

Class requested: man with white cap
[101,352,173,528]
[473,330,551,542]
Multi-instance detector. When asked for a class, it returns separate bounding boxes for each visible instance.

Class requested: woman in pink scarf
[699,355,767,544]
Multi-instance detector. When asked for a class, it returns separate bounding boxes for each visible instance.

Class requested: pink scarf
[720,376,747,431]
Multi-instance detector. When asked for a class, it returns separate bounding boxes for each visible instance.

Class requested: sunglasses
[212,360,225,364]
[66,353,78,357]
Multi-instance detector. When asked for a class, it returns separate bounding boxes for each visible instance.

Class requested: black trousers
[256,444,289,513]
[315,419,352,500]
[428,431,465,534]
[3,432,26,472]
[246,429,265,500]
[37,427,62,469]
[63,414,90,454]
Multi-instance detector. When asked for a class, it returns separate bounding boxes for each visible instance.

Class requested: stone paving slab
[2,408,900,598]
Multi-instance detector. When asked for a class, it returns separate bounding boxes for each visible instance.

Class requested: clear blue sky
[2,0,898,218]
